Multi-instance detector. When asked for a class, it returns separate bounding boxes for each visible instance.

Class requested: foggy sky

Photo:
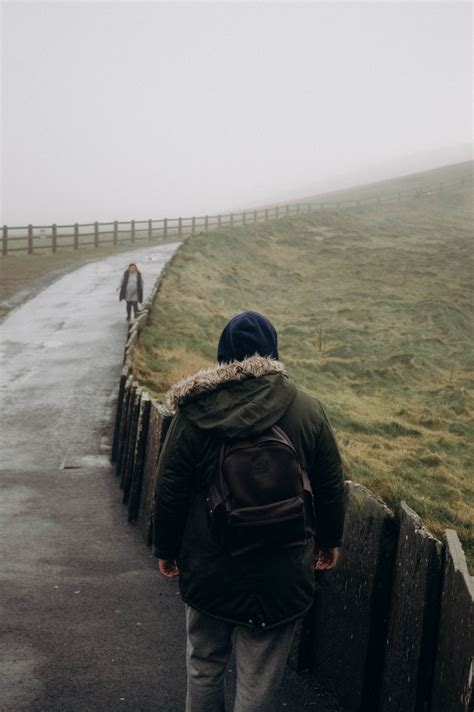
[1,1,472,226]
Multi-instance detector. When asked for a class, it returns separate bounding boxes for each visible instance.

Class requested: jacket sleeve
[153,410,196,559]
[311,405,346,549]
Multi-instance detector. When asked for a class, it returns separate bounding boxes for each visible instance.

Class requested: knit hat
[217,311,279,364]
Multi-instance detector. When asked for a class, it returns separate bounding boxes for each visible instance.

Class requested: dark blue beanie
[217,311,279,364]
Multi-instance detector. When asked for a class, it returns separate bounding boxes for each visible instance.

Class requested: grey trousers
[185,604,297,712]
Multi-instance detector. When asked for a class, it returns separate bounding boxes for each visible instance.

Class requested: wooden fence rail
[2,174,471,256]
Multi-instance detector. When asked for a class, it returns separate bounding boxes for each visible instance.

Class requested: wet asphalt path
[0,245,342,711]
[0,244,179,471]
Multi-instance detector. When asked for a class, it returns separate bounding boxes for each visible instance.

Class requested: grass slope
[134,164,473,568]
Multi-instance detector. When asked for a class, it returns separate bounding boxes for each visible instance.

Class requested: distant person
[153,310,345,712]
[118,263,143,321]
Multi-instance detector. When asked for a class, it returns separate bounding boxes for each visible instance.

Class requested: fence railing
[2,174,471,256]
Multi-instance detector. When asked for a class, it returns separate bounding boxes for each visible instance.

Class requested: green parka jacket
[153,355,345,631]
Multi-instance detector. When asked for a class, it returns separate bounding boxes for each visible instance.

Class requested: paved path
[0,245,342,711]
[0,244,179,471]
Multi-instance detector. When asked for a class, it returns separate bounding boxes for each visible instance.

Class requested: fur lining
[166,355,286,411]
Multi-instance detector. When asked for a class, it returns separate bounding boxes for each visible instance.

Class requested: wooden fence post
[178,217,182,237]
[242,212,246,225]
[253,210,257,223]
[276,206,279,219]
[148,219,152,241]
[230,213,234,226]
[94,221,99,248]
[74,223,79,249]
[286,205,290,216]
[113,221,118,245]
[28,224,33,254]
[204,215,209,231]
[163,218,168,240]
[52,224,57,253]
[2,225,7,256]
[191,216,196,234]
[217,214,222,227]
[131,220,135,243]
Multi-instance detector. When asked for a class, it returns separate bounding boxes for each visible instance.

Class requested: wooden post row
[3,225,8,256]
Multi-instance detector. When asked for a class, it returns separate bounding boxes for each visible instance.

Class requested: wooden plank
[431,530,474,712]
[381,502,442,712]
[111,366,132,463]
[115,378,135,479]
[121,385,142,499]
[127,394,151,522]
[137,404,172,545]
[310,482,397,712]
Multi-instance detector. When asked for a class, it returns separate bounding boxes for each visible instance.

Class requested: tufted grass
[134,163,474,569]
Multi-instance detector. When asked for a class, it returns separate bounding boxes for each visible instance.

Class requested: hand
[158,559,180,578]
[315,547,339,571]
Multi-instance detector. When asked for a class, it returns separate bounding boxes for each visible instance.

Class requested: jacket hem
[181,597,313,631]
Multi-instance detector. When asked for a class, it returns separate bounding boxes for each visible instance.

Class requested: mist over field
[2,1,472,226]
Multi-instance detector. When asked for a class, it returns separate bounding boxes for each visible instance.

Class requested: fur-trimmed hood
[166,355,285,411]
[166,355,296,438]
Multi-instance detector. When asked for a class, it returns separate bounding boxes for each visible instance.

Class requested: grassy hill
[299,160,473,203]
[134,162,473,567]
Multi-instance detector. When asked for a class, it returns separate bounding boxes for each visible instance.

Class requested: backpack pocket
[227,495,308,557]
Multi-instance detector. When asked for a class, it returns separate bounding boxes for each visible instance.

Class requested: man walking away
[154,311,345,712]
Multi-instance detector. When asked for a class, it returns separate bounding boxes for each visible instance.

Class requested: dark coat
[119,269,143,302]
[153,356,345,630]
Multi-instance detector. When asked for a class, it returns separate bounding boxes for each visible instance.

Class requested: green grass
[134,162,474,569]
[303,160,473,203]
